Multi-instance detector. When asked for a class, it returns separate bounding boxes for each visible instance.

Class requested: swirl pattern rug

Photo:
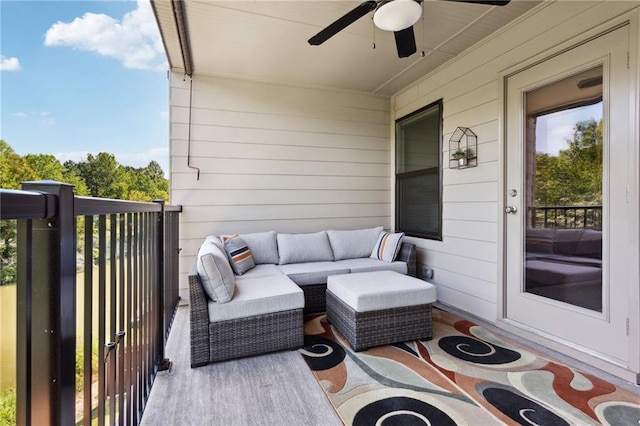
[299,309,640,425]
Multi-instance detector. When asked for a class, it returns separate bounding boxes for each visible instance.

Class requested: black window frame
[395,99,443,240]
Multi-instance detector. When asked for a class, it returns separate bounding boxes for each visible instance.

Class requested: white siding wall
[392,2,639,322]
[170,75,391,300]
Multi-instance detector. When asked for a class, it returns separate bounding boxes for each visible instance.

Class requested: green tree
[69,153,123,198]
[0,141,38,285]
[1,141,169,284]
[118,162,168,202]
[24,153,90,196]
[0,140,37,188]
[535,119,603,206]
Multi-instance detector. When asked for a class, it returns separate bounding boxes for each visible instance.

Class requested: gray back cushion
[196,241,235,303]
[235,231,279,264]
[277,231,334,265]
[553,229,584,255]
[575,229,602,259]
[525,228,555,254]
[327,227,384,260]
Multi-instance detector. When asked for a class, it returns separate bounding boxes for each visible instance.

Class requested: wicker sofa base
[206,309,303,365]
[301,283,327,314]
[326,290,432,352]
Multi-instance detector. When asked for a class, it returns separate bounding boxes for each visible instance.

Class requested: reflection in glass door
[524,66,603,312]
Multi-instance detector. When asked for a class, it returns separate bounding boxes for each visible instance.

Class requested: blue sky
[536,103,602,156]
[1,0,169,174]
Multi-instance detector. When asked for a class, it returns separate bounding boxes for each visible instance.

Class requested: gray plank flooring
[142,303,639,426]
[141,306,342,426]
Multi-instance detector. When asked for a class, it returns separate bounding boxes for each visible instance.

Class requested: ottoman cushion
[327,270,436,312]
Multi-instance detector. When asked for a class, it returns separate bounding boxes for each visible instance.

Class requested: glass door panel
[524,66,603,312]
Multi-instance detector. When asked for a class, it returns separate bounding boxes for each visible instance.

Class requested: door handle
[505,206,517,214]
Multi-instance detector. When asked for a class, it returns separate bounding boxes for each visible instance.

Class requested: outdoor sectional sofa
[525,228,602,309]
[188,227,417,367]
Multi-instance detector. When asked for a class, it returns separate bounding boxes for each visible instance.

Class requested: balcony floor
[142,304,639,425]
[141,305,342,425]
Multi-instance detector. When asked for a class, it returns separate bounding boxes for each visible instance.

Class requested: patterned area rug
[299,309,640,425]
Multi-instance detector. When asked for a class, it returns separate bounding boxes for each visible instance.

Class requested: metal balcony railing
[0,181,181,426]
[530,205,602,230]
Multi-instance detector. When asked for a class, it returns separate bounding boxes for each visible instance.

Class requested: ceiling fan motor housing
[373,0,423,32]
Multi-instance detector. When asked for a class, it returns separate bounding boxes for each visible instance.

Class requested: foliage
[0,140,169,285]
[0,221,17,285]
[534,119,603,206]
[0,140,38,188]
[76,341,99,393]
[65,156,168,201]
[0,387,16,426]
[451,148,473,159]
[24,154,90,196]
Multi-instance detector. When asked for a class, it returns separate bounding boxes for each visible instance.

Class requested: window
[395,100,442,240]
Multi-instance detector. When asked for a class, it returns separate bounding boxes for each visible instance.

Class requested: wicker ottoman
[326,270,436,351]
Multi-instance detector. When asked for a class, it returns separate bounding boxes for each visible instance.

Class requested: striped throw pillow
[222,235,256,275]
[370,231,404,262]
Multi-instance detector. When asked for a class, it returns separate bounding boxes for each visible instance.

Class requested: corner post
[153,199,171,371]
[18,180,76,425]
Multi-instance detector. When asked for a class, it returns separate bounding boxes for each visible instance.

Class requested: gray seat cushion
[526,259,601,287]
[207,275,303,322]
[327,270,436,312]
[234,264,284,280]
[277,262,350,286]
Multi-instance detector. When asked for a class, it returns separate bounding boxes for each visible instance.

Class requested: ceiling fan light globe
[373,0,422,32]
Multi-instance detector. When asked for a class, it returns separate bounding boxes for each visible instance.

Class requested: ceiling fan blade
[441,0,510,5]
[308,1,378,46]
[394,26,417,58]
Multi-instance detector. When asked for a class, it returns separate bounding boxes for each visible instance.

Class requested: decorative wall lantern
[449,127,477,169]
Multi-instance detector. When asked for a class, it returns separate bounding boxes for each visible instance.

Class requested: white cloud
[0,55,21,71]
[11,111,55,125]
[54,147,169,176]
[44,0,166,71]
[38,112,56,126]
[116,147,169,170]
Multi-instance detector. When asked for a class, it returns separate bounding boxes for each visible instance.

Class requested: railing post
[17,181,76,425]
[153,200,171,372]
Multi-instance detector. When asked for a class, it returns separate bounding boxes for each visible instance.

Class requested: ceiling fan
[308,0,511,58]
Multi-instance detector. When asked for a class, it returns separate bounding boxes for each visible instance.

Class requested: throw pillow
[277,231,334,265]
[370,231,404,262]
[196,242,235,303]
[327,226,384,260]
[223,235,256,275]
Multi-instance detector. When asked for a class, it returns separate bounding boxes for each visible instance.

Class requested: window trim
[394,99,443,241]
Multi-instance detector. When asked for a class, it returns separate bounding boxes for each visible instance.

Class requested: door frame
[496,12,640,384]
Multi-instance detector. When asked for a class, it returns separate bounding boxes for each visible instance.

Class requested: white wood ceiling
[153,0,541,96]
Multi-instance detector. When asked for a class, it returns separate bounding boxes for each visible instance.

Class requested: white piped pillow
[370,231,404,262]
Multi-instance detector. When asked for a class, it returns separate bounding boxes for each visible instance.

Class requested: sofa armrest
[188,262,211,367]
[397,242,417,277]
